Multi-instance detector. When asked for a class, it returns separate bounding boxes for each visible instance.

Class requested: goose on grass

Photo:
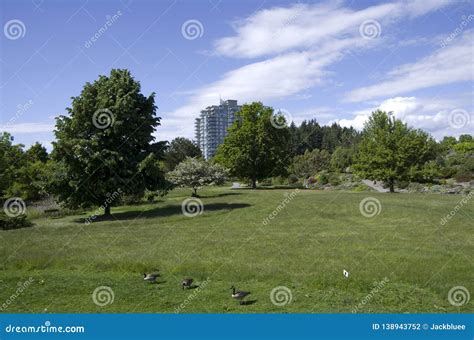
[230,285,251,305]
[143,272,160,283]
[181,278,194,290]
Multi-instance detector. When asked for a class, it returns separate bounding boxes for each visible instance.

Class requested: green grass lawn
[0,187,472,313]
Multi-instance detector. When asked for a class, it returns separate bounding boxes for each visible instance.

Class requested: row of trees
[1,68,472,221]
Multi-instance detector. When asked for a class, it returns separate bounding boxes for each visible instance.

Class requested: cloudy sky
[0,0,472,149]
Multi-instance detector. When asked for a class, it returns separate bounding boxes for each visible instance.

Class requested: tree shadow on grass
[74,202,251,224]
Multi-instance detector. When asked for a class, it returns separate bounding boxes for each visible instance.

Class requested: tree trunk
[389,179,395,193]
[192,188,198,197]
[104,205,111,217]
[251,178,257,189]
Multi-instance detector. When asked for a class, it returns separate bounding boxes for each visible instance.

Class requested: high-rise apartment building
[195,99,241,160]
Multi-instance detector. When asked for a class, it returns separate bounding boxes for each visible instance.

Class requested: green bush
[0,213,33,230]
[287,174,299,184]
[328,173,341,186]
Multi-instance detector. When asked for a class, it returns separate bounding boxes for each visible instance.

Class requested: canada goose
[230,285,251,305]
[181,278,194,290]
[143,273,159,283]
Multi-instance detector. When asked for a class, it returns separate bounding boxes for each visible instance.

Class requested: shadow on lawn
[74,202,251,224]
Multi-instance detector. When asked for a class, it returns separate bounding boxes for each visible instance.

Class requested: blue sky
[0,0,472,149]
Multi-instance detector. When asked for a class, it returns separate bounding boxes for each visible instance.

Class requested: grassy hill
[0,187,472,313]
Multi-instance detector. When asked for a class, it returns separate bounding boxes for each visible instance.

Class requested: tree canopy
[167,157,227,196]
[164,137,202,171]
[214,102,290,188]
[52,69,168,215]
[354,110,437,192]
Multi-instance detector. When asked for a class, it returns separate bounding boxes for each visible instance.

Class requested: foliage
[0,211,33,230]
[167,157,227,196]
[354,110,437,192]
[164,137,202,171]
[52,69,168,215]
[289,119,360,155]
[0,133,51,201]
[330,146,355,172]
[214,102,290,188]
[289,149,330,179]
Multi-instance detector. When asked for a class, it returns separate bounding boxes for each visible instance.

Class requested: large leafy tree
[167,157,227,197]
[52,69,167,215]
[214,102,290,188]
[164,137,202,171]
[354,110,436,192]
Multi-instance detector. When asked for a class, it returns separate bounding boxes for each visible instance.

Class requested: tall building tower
[195,99,241,160]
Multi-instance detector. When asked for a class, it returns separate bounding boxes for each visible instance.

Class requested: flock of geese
[143,271,251,305]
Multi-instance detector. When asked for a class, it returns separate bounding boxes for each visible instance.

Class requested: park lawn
[0,187,472,313]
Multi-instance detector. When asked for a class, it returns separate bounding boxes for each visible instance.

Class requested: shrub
[0,213,33,230]
[328,173,341,186]
[288,174,298,184]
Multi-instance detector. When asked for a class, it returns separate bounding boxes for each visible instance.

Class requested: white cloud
[346,30,473,102]
[165,0,454,140]
[332,96,473,139]
[0,123,54,134]
[214,0,451,59]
